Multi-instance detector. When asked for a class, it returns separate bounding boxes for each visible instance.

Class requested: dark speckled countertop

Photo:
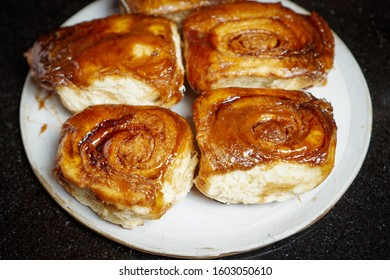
[0,0,389,259]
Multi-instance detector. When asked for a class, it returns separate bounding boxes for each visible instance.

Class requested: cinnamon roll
[25,14,184,113]
[193,88,337,204]
[183,2,335,93]
[55,105,198,229]
[120,0,244,24]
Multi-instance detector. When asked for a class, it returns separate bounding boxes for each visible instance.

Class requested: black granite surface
[0,0,389,260]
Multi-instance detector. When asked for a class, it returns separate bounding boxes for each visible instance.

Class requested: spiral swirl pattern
[184,2,334,92]
[55,105,194,217]
[193,88,337,175]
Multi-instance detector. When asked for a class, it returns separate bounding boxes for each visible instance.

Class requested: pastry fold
[193,88,337,204]
[55,105,198,228]
[25,14,184,113]
[184,2,335,93]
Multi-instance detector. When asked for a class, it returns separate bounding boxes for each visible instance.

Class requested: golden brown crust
[55,104,194,220]
[193,87,337,191]
[183,2,335,93]
[121,0,244,15]
[25,14,184,107]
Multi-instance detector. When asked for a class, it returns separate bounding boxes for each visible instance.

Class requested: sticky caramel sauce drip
[194,89,337,174]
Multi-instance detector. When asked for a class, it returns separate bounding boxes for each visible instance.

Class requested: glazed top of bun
[55,104,194,213]
[25,14,183,106]
[193,87,337,176]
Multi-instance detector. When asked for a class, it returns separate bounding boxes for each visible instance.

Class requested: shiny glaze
[183,2,335,93]
[193,88,337,176]
[25,14,183,106]
[123,0,244,15]
[55,104,193,218]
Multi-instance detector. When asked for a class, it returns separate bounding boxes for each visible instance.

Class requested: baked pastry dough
[25,14,184,113]
[120,0,244,24]
[184,2,335,93]
[55,105,198,229]
[193,87,337,204]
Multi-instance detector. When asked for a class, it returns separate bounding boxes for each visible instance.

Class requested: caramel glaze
[193,88,337,178]
[123,0,245,15]
[183,2,335,93]
[55,104,193,219]
[25,14,183,106]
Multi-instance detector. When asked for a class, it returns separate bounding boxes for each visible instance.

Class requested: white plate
[20,0,372,258]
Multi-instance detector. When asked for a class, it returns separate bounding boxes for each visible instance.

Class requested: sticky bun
[193,87,337,204]
[55,104,198,228]
[120,0,245,24]
[25,14,184,113]
[184,2,334,93]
